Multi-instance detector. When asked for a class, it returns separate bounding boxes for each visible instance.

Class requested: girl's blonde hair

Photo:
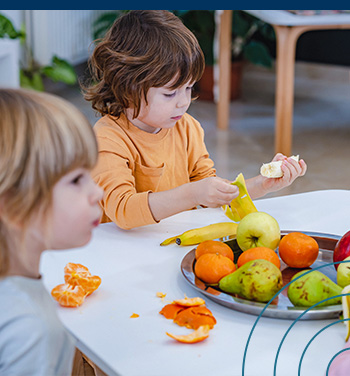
[84,10,205,119]
[0,88,98,276]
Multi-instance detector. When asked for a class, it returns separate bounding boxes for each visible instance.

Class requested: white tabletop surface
[244,10,350,26]
[40,189,350,376]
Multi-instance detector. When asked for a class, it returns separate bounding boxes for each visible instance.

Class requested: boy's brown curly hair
[84,10,205,119]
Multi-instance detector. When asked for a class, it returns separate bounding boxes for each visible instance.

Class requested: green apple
[236,211,280,251]
[337,256,350,287]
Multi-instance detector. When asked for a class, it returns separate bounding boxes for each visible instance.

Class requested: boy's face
[127,79,193,133]
[48,168,103,249]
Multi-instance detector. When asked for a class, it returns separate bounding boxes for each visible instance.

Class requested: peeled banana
[160,222,238,246]
[222,173,257,222]
[342,285,350,341]
[260,155,299,178]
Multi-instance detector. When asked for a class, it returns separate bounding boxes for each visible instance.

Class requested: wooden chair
[217,10,350,155]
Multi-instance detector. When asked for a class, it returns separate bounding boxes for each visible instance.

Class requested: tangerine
[194,253,236,284]
[237,247,281,269]
[64,262,101,296]
[195,240,234,261]
[51,283,86,307]
[278,232,319,268]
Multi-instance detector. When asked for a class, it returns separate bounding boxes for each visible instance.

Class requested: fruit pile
[51,263,101,307]
[193,212,348,308]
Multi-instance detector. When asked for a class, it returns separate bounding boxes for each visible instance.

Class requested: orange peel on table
[64,262,101,296]
[172,296,205,307]
[166,325,211,344]
[174,306,216,329]
[159,304,186,319]
[51,283,86,307]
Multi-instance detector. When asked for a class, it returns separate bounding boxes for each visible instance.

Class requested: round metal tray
[181,231,342,320]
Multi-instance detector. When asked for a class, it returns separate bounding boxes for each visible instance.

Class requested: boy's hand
[192,177,239,207]
[261,153,307,193]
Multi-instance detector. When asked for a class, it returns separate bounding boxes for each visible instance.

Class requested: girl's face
[127,79,194,133]
[7,168,103,278]
[48,168,103,250]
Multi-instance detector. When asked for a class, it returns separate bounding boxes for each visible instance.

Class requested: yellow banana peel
[222,173,257,222]
[342,285,350,341]
[160,222,238,246]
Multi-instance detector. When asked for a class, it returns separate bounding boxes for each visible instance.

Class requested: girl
[84,10,307,230]
[0,88,103,375]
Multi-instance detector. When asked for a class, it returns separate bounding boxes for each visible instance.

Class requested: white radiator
[26,10,108,66]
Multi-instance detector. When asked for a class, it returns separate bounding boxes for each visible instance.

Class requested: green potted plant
[0,12,77,91]
[175,10,275,101]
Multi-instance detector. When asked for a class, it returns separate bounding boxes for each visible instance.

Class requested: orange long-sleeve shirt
[92,112,216,229]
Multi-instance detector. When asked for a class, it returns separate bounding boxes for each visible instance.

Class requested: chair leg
[217,10,232,130]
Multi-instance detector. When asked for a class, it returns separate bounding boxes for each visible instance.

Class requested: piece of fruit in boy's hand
[260,155,299,178]
[64,262,101,296]
[51,283,86,307]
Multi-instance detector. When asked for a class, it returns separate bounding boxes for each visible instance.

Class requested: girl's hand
[261,153,307,194]
[192,176,239,207]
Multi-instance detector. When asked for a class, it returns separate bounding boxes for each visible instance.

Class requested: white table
[40,190,350,376]
[217,10,350,155]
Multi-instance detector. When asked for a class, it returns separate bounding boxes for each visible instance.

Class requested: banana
[222,173,257,222]
[342,285,350,341]
[160,222,238,246]
[260,155,299,178]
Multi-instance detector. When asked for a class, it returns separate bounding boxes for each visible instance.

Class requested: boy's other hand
[192,177,239,208]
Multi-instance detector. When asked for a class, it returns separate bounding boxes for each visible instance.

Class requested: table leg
[273,25,304,156]
[217,10,232,130]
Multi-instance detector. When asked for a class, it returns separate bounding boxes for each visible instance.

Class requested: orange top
[92,112,215,229]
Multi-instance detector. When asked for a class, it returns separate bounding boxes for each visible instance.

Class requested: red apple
[333,230,350,270]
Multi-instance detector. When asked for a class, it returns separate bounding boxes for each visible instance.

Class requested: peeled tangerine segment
[51,283,86,307]
[260,155,299,178]
[172,297,205,307]
[342,285,350,341]
[222,173,257,222]
[64,262,101,296]
[166,325,211,343]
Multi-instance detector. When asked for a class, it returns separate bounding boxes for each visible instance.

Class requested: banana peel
[160,222,238,246]
[342,285,350,341]
[222,173,257,222]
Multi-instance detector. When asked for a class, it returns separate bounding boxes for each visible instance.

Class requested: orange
[64,262,101,296]
[278,232,319,268]
[195,240,234,261]
[166,325,211,343]
[237,247,281,269]
[194,253,236,284]
[51,283,86,307]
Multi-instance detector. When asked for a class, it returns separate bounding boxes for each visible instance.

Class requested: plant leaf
[42,56,77,85]
[20,70,44,91]
[243,41,273,68]
[0,13,25,39]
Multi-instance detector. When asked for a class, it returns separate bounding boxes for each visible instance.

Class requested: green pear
[219,259,283,303]
[337,256,350,287]
[288,270,342,307]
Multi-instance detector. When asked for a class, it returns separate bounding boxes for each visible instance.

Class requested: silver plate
[181,231,342,320]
